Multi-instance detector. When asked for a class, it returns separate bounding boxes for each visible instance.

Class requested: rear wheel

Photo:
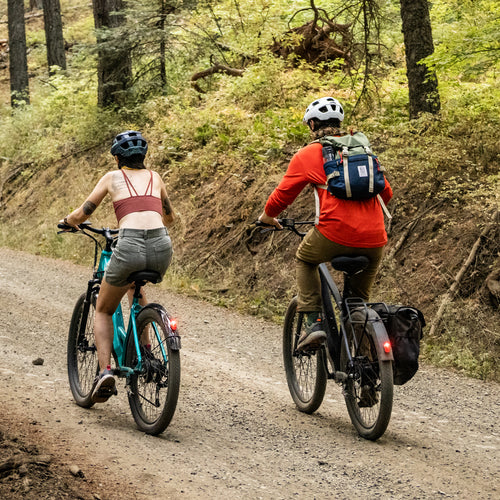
[67,291,99,408]
[125,306,180,435]
[283,297,327,413]
[342,309,393,440]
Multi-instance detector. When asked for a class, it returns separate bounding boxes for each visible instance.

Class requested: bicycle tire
[125,306,180,435]
[283,297,327,414]
[342,308,393,440]
[67,291,99,408]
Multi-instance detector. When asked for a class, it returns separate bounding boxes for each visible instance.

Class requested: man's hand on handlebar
[258,212,283,230]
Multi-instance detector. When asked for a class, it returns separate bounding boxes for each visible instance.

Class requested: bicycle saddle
[330,255,370,275]
[127,270,162,284]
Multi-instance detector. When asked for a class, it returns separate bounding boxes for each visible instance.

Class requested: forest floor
[0,248,498,499]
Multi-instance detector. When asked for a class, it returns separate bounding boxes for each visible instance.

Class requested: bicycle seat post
[133,280,146,300]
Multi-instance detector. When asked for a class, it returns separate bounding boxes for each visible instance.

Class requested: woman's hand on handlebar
[58,218,80,232]
[258,212,283,230]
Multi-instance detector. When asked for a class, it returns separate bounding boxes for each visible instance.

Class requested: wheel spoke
[283,297,327,414]
[126,307,180,435]
[67,292,99,408]
[342,309,393,440]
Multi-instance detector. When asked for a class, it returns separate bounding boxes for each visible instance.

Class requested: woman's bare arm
[159,179,175,227]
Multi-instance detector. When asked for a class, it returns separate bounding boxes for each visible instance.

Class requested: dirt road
[0,248,498,499]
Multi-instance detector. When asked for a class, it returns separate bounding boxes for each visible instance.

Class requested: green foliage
[0,70,118,166]
[426,0,500,78]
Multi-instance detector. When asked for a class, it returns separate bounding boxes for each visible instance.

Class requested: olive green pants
[296,227,385,312]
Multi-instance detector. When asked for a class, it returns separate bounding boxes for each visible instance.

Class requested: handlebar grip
[254,219,284,227]
[57,222,78,232]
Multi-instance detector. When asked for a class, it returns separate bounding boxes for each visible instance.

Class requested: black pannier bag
[370,304,426,385]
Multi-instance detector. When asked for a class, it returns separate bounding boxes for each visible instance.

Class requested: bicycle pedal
[299,344,321,353]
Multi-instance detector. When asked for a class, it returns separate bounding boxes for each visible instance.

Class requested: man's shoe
[358,385,378,408]
[297,312,327,351]
[91,367,117,403]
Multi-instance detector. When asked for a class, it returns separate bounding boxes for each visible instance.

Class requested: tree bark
[92,0,132,108]
[400,0,440,119]
[7,0,30,106]
[159,0,167,87]
[42,0,66,74]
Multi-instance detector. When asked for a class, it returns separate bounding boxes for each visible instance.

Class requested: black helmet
[110,130,148,157]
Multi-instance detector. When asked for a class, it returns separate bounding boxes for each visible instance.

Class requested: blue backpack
[319,132,386,200]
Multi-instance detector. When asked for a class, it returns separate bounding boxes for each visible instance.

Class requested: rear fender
[141,303,181,351]
[366,309,394,361]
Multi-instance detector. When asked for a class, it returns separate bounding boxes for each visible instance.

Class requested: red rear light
[383,341,391,353]
[170,319,178,332]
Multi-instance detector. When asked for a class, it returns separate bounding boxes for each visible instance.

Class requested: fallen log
[191,62,244,93]
[428,222,495,337]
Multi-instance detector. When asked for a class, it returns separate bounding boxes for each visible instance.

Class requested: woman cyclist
[61,131,175,403]
[259,97,393,353]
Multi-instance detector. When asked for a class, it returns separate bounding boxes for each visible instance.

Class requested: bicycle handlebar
[57,221,119,236]
[254,218,314,236]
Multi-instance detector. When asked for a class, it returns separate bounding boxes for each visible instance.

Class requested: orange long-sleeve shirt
[264,142,393,248]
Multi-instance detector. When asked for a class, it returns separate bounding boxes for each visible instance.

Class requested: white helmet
[303,97,344,124]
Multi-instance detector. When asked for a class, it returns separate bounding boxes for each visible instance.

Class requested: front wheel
[67,291,99,408]
[342,309,393,440]
[125,306,180,435]
[283,297,327,413]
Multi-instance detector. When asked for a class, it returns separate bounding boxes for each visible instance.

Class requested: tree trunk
[7,0,30,106]
[159,0,166,88]
[92,0,132,108]
[42,0,66,74]
[400,0,440,119]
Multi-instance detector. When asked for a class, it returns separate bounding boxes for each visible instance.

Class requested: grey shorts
[104,227,173,287]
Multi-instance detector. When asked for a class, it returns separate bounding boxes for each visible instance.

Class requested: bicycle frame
[79,233,167,378]
[318,262,349,376]
[319,263,394,378]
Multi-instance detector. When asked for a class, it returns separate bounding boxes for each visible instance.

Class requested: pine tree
[400,0,440,118]
[43,0,66,74]
[7,0,30,106]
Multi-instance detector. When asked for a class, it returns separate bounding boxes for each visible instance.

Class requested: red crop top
[112,169,163,223]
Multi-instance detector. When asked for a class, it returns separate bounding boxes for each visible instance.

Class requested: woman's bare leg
[95,281,130,373]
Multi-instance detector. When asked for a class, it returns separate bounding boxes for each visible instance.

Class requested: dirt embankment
[0,248,498,499]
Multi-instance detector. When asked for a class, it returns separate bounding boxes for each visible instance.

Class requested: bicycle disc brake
[142,356,165,384]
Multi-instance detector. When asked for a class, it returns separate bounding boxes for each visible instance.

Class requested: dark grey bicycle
[258,219,394,440]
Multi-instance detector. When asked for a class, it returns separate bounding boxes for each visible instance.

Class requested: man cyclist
[259,97,393,351]
[61,131,175,403]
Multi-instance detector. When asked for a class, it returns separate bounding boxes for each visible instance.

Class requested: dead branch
[428,222,495,337]
[0,12,44,24]
[386,200,443,260]
[191,61,244,93]
[269,17,352,67]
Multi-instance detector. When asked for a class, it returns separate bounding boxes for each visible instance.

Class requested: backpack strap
[377,194,392,220]
[313,186,322,225]
[341,147,352,198]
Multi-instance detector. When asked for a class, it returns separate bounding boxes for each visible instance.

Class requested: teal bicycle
[59,222,181,435]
